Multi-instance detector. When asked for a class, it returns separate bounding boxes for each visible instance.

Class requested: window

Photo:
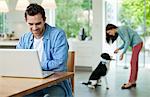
[105,0,150,68]
[0,13,7,34]
[55,0,92,38]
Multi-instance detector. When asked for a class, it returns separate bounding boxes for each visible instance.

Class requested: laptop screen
[0,49,53,78]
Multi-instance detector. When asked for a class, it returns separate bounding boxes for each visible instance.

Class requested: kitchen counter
[0,40,18,48]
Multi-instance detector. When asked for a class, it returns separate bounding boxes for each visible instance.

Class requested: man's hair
[25,3,46,21]
[106,24,118,44]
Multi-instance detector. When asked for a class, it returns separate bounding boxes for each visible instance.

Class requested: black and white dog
[82,53,113,89]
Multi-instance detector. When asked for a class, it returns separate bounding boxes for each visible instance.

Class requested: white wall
[91,0,105,69]
[6,0,28,38]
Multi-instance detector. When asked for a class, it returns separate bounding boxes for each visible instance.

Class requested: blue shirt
[16,23,72,97]
[117,26,143,54]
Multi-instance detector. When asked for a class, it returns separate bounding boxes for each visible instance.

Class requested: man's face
[26,13,45,39]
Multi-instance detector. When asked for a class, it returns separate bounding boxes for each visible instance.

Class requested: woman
[106,24,143,89]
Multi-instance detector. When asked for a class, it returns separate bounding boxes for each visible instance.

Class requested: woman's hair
[25,3,46,21]
[106,24,118,44]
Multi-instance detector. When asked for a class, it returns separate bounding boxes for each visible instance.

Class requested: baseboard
[75,66,92,72]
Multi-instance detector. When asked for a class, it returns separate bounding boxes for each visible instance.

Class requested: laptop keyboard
[42,71,54,77]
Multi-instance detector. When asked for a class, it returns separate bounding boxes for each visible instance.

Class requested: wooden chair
[67,51,75,93]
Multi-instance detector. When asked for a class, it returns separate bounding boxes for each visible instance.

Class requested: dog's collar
[100,58,110,64]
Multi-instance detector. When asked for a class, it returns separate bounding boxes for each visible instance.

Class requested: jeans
[24,85,66,97]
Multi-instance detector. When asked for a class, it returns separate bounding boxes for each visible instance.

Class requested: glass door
[105,0,150,68]
[116,0,150,68]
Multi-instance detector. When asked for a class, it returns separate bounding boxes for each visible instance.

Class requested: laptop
[0,49,54,78]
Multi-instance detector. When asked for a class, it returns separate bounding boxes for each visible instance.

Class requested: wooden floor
[74,65,150,97]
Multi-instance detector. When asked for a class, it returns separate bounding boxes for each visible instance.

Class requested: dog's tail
[81,81,91,85]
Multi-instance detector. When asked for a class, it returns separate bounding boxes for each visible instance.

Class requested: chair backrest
[67,51,75,72]
[67,51,75,93]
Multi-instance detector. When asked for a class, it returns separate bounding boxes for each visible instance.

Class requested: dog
[81,53,113,89]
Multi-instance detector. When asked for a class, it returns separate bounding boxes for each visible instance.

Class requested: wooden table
[0,72,74,97]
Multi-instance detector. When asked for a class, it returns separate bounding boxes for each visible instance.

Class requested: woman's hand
[114,48,120,54]
[120,53,124,60]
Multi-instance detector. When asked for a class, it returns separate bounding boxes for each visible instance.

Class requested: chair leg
[71,78,74,93]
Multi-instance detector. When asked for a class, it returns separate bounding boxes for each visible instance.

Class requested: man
[16,3,72,97]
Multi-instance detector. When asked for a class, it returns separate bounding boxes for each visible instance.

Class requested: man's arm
[41,30,69,71]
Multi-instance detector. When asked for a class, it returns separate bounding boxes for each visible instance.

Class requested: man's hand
[114,48,120,54]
